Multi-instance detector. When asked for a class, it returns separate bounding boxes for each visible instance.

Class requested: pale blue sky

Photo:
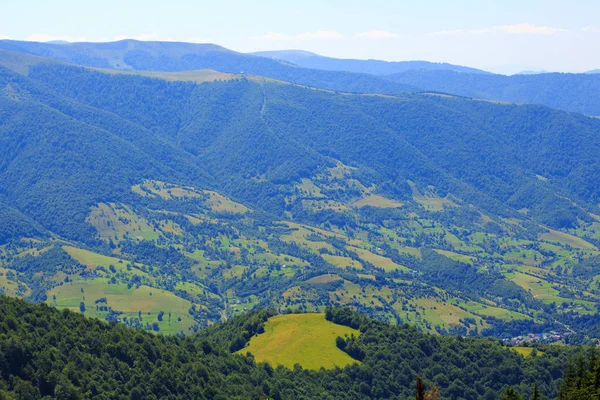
[2,0,599,73]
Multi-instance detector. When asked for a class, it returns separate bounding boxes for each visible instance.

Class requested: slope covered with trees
[385,70,600,116]
[2,53,600,343]
[0,296,583,399]
[0,42,415,94]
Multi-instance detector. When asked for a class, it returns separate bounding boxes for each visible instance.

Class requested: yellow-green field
[86,203,159,241]
[352,195,403,208]
[322,254,363,270]
[132,180,249,214]
[539,229,597,250]
[47,279,196,334]
[508,347,545,357]
[0,267,30,297]
[63,246,154,281]
[347,246,408,272]
[408,180,457,211]
[240,313,360,369]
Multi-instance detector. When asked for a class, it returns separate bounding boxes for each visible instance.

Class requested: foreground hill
[0,296,582,399]
[0,40,414,94]
[251,50,488,75]
[2,51,600,342]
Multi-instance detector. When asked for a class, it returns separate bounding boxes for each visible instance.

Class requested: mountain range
[1,39,600,399]
[2,39,600,116]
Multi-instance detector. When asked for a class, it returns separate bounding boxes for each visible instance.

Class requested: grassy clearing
[87,203,159,241]
[295,178,326,198]
[132,180,248,214]
[47,279,195,335]
[456,299,531,321]
[509,272,595,311]
[412,298,486,332]
[302,199,348,212]
[204,190,249,214]
[0,267,29,297]
[508,347,545,357]
[434,249,475,264]
[408,181,457,211]
[347,246,409,272]
[63,246,153,281]
[322,255,363,270]
[539,229,597,250]
[352,195,403,208]
[240,313,360,369]
[306,274,343,284]
[280,223,336,253]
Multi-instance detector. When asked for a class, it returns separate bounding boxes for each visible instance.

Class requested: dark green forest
[0,296,587,399]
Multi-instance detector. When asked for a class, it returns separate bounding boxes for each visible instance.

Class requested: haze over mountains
[250,49,489,75]
[2,39,600,116]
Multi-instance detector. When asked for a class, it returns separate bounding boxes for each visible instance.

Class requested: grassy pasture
[539,229,597,250]
[0,267,29,297]
[62,246,153,281]
[87,203,159,241]
[352,195,403,208]
[347,246,408,272]
[47,279,195,334]
[509,347,545,357]
[305,274,343,284]
[240,313,360,369]
[434,249,475,264]
[407,181,457,211]
[322,255,363,270]
[412,298,486,332]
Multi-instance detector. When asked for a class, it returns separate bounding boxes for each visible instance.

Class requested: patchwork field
[240,313,360,369]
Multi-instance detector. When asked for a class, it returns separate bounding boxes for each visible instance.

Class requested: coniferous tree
[416,377,425,400]
[530,383,539,400]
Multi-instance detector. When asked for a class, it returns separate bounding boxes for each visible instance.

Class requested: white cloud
[296,30,344,40]
[355,30,400,39]
[113,33,163,41]
[427,29,466,37]
[249,32,291,41]
[468,28,493,35]
[25,33,89,42]
[0,34,11,40]
[428,24,565,37]
[583,26,600,33]
[493,24,566,35]
[250,30,344,41]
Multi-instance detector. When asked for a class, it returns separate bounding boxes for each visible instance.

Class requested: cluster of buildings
[502,331,572,345]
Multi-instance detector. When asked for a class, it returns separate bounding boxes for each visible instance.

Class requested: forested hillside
[0,41,414,94]
[385,70,600,116]
[3,39,600,116]
[1,51,600,345]
[0,296,585,399]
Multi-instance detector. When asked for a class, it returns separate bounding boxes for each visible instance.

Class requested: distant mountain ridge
[0,39,415,94]
[251,49,490,75]
[385,69,600,116]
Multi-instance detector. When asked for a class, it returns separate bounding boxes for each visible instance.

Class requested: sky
[1,0,599,74]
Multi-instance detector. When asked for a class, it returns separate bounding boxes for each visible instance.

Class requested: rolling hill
[2,49,600,347]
